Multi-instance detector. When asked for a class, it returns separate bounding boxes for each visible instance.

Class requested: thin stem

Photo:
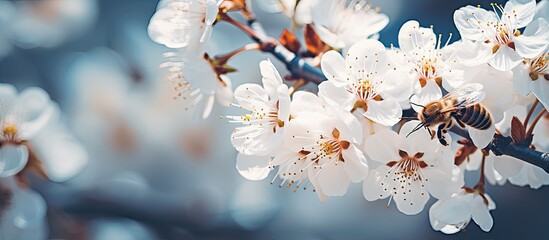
[288,78,307,95]
[213,43,261,65]
[219,12,259,41]
[526,108,548,137]
[473,151,487,194]
[524,99,539,130]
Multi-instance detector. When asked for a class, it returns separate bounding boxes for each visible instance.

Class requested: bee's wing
[442,83,486,108]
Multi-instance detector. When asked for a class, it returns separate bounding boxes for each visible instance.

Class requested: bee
[408,83,491,146]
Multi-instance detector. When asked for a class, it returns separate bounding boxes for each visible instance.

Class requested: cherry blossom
[228,60,290,180]
[148,0,219,49]
[319,39,413,126]
[393,20,465,105]
[512,50,549,111]
[454,0,549,71]
[363,120,463,215]
[429,189,496,234]
[298,0,389,49]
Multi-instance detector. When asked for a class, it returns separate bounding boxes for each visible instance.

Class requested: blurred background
[0,0,547,239]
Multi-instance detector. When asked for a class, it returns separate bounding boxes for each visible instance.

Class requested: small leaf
[279,29,301,54]
[304,24,325,56]
[510,116,526,144]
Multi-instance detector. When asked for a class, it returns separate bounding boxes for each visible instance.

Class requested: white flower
[394,20,465,105]
[162,52,233,119]
[319,39,413,126]
[0,84,88,182]
[454,0,549,71]
[429,189,496,234]
[275,92,368,199]
[228,60,290,180]
[363,120,463,215]
[512,50,549,110]
[300,0,389,49]
[148,0,219,49]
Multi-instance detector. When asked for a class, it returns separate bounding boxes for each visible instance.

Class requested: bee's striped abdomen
[456,104,492,130]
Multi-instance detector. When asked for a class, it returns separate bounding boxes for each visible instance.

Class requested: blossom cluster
[147,0,549,234]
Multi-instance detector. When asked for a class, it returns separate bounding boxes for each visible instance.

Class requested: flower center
[528,53,549,81]
[1,122,19,143]
[350,79,382,112]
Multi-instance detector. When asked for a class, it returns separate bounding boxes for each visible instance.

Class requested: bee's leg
[437,123,449,146]
[454,117,466,128]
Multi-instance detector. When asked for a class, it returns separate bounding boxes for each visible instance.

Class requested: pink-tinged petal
[504,0,536,28]
[318,81,355,111]
[363,129,400,164]
[511,62,534,95]
[342,144,369,182]
[492,155,523,178]
[423,166,464,200]
[260,60,283,99]
[346,39,388,75]
[410,80,442,113]
[236,153,271,181]
[469,123,495,148]
[454,6,497,41]
[233,83,269,110]
[530,76,549,111]
[398,20,436,53]
[0,144,29,177]
[321,50,349,87]
[456,40,493,66]
[471,196,494,232]
[314,24,345,49]
[315,162,351,196]
[393,179,430,215]
[488,45,522,71]
[362,165,390,201]
[514,19,549,59]
[363,99,402,126]
[215,75,233,107]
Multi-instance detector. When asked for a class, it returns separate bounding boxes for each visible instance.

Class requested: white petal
[423,167,463,200]
[346,39,388,75]
[342,144,369,182]
[0,144,29,177]
[454,6,497,41]
[0,83,17,107]
[456,40,493,66]
[379,71,415,102]
[410,80,442,113]
[513,19,549,59]
[429,194,473,227]
[9,187,47,229]
[321,50,349,87]
[290,90,324,115]
[233,83,269,110]
[31,127,89,182]
[363,99,402,126]
[231,126,279,156]
[469,123,495,148]
[363,129,400,164]
[260,60,284,99]
[504,0,536,28]
[393,179,430,215]
[488,45,522,71]
[362,166,390,201]
[314,24,345,49]
[440,69,466,92]
[511,62,533,95]
[215,75,233,107]
[315,162,351,196]
[235,153,271,181]
[277,84,291,122]
[318,81,355,111]
[471,197,494,232]
[201,94,215,119]
[492,155,523,178]
[398,20,436,53]
[530,76,549,111]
